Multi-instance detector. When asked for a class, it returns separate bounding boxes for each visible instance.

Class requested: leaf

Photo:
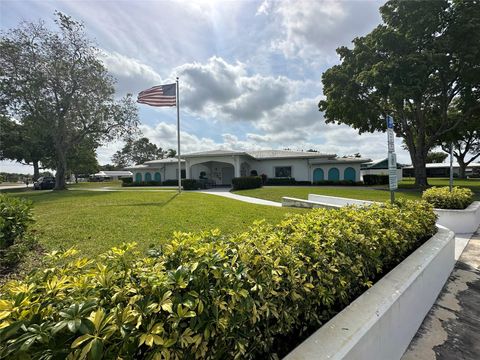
[71,334,93,348]
[90,338,103,360]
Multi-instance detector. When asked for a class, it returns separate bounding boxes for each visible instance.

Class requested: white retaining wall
[307,194,374,207]
[434,201,480,234]
[284,227,455,360]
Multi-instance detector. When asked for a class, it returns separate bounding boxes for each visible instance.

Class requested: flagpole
[176,77,181,193]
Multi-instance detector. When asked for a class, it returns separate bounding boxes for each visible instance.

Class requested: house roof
[361,158,403,169]
[144,158,185,165]
[246,150,335,159]
[181,149,337,160]
[403,162,480,169]
[94,171,132,177]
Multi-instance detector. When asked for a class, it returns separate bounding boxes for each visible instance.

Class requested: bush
[422,186,473,209]
[265,177,297,185]
[232,176,263,190]
[0,195,33,250]
[120,177,133,185]
[181,179,200,190]
[122,181,162,187]
[0,200,436,359]
[162,179,179,186]
[0,195,36,270]
[362,174,389,185]
[313,180,364,186]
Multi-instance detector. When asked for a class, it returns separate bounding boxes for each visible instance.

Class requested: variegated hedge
[0,200,437,359]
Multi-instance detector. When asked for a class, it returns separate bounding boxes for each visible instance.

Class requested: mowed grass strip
[12,190,305,257]
[233,178,480,203]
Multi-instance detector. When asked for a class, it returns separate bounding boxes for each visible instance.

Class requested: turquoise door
[154,172,161,182]
[144,173,152,181]
[344,167,356,181]
[328,168,340,181]
[313,168,324,182]
[135,173,142,182]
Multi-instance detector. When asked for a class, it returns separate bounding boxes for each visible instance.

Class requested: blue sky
[1,0,412,174]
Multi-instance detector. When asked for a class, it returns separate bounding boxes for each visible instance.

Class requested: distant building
[127,149,370,186]
[90,170,133,181]
[360,158,404,181]
[402,163,480,178]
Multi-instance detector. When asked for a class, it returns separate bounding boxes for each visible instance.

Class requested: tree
[0,115,53,180]
[165,149,177,158]
[112,137,164,167]
[0,13,138,189]
[426,151,448,164]
[67,141,100,182]
[319,0,480,187]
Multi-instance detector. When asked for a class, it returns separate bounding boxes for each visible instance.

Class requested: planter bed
[434,201,480,234]
[285,226,455,360]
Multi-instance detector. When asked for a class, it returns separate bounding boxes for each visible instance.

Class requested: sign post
[386,115,397,204]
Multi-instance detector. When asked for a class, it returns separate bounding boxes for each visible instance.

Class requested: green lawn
[11,190,304,257]
[233,178,480,203]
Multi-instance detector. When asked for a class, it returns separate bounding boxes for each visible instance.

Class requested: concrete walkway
[197,188,282,207]
[402,230,480,360]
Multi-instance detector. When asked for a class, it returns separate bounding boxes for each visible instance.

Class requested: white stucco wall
[133,163,185,182]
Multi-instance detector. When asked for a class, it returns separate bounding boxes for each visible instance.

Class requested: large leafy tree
[319,0,480,187]
[0,115,53,180]
[0,13,138,189]
[426,151,448,164]
[112,137,165,168]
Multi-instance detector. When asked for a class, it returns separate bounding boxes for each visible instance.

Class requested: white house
[127,149,370,186]
[90,170,133,181]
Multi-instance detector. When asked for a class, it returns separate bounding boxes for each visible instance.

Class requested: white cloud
[264,0,383,60]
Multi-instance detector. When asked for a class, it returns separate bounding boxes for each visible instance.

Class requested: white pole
[176,77,181,193]
[449,142,454,192]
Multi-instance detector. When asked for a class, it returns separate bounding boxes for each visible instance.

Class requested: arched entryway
[144,172,152,182]
[313,168,324,182]
[190,161,235,186]
[328,168,340,181]
[154,172,161,182]
[344,167,356,181]
[135,173,142,182]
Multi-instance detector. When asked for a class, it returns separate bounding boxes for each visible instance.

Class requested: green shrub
[362,174,389,185]
[181,179,200,190]
[122,181,162,187]
[0,200,436,359]
[120,177,133,185]
[265,177,297,185]
[0,195,33,249]
[232,176,263,190]
[422,186,473,209]
[162,179,179,186]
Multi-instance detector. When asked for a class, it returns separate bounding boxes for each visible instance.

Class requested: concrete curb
[284,227,456,360]
[435,201,480,234]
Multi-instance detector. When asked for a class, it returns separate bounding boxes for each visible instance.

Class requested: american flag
[137,83,176,107]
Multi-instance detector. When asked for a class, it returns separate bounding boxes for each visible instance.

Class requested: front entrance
[221,166,234,185]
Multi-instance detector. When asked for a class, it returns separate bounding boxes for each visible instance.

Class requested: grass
[233,178,480,203]
[10,190,304,257]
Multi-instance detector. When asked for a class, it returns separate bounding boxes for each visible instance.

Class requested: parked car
[33,176,55,190]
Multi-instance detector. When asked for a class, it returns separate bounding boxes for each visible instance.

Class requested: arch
[344,167,356,181]
[135,173,142,182]
[144,172,152,182]
[154,172,161,182]
[313,168,324,182]
[328,167,340,181]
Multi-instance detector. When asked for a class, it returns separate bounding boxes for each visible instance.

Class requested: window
[176,169,187,179]
[275,166,292,178]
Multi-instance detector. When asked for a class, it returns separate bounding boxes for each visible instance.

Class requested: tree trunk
[458,160,467,179]
[412,155,429,188]
[33,161,40,180]
[55,146,67,190]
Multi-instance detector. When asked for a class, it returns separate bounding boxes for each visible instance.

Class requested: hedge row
[362,174,389,185]
[422,186,473,209]
[264,178,364,186]
[0,195,33,249]
[232,176,263,190]
[0,200,437,359]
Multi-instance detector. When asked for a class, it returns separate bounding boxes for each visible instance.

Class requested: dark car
[33,176,55,190]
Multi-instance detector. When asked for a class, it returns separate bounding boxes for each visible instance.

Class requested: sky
[0,0,413,175]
